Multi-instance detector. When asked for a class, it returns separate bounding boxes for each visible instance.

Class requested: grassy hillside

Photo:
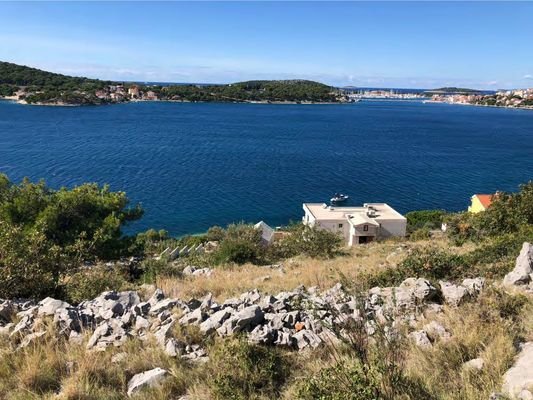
[0,175,531,399]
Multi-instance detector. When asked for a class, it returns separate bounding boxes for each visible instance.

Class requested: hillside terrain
[0,61,341,105]
[0,174,531,399]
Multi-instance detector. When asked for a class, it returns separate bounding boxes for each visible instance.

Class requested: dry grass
[405,289,530,400]
[0,237,529,400]
[157,239,431,302]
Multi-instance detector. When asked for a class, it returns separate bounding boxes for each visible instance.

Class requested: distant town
[427,88,533,109]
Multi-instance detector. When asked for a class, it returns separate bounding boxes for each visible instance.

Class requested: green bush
[297,361,380,400]
[270,224,343,259]
[206,225,225,242]
[138,258,179,283]
[213,223,264,265]
[209,338,289,399]
[447,181,533,242]
[0,222,59,299]
[465,225,533,266]
[0,174,143,299]
[364,246,469,288]
[406,210,447,233]
[409,227,431,241]
[62,267,130,304]
[479,287,528,322]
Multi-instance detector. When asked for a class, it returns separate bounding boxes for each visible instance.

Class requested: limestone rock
[217,305,264,336]
[502,342,533,398]
[423,321,451,342]
[504,243,533,287]
[127,367,168,396]
[409,330,432,348]
[199,309,232,334]
[439,281,469,306]
[463,357,484,371]
[37,297,70,316]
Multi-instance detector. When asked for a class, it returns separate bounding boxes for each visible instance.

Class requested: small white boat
[331,193,349,203]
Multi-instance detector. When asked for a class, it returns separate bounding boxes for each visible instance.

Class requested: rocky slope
[0,242,531,398]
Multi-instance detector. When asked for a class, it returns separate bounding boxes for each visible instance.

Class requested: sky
[0,1,532,89]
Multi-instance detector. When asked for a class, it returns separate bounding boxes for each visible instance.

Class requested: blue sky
[1,1,532,89]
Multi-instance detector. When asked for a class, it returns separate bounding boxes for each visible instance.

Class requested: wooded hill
[0,61,340,104]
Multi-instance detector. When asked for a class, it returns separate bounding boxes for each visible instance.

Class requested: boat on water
[330,193,349,203]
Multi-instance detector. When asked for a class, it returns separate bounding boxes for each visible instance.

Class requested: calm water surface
[0,100,532,235]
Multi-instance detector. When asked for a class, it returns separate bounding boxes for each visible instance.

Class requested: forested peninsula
[0,61,342,106]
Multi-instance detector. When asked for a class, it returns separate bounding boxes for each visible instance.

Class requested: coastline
[424,99,533,111]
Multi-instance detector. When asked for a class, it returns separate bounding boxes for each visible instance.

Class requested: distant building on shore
[302,203,406,246]
[128,85,140,99]
[468,194,497,213]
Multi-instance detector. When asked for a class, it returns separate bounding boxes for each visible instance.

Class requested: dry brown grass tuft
[405,290,528,400]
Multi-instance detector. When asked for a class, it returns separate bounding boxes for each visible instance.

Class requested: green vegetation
[0,174,142,298]
[0,61,340,105]
[0,174,531,399]
[208,338,290,399]
[446,181,533,242]
[161,80,338,103]
[0,61,111,105]
[424,87,482,95]
[269,223,343,259]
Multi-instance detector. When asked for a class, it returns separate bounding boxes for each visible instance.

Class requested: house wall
[468,197,487,213]
[351,224,379,237]
[376,218,407,238]
[315,220,350,242]
[302,208,350,241]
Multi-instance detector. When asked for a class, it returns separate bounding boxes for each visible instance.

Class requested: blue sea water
[0,99,532,236]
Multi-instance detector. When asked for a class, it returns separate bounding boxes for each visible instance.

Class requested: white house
[302,203,406,246]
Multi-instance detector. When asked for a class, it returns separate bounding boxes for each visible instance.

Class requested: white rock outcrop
[504,242,533,288]
[127,367,168,396]
[502,342,533,398]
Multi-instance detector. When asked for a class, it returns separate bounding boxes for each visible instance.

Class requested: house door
[358,236,374,244]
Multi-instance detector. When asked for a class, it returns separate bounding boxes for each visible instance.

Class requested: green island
[0,61,342,105]
[0,172,532,399]
[423,87,483,95]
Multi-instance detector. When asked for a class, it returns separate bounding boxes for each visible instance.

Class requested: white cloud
[524,74,533,80]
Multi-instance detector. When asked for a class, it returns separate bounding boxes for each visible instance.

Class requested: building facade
[468,194,495,213]
[302,203,406,246]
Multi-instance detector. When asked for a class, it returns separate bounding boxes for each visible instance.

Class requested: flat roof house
[302,203,406,246]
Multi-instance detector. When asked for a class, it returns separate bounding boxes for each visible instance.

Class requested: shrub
[208,338,289,399]
[409,227,431,241]
[213,223,264,265]
[0,222,59,299]
[270,224,343,259]
[466,225,533,266]
[406,210,447,233]
[364,246,469,288]
[447,181,533,242]
[138,258,179,283]
[0,174,143,298]
[62,266,130,304]
[297,361,380,400]
[206,225,225,242]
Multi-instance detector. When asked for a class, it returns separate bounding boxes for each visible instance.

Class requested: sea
[0,99,532,236]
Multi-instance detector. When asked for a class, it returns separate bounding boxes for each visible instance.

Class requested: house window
[338,223,343,228]
[363,225,368,231]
